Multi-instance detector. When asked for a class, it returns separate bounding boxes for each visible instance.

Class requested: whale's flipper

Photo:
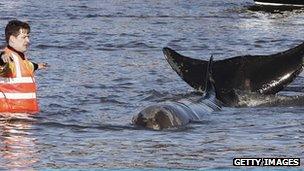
[163,43,304,106]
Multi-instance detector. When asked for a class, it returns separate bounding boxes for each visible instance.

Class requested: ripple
[82,84,107,89]
[100,96,127,105]
[38,121,135,131]
[35,44,67,49]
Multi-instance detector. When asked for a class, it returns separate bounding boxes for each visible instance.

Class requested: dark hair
[5,20,30,44]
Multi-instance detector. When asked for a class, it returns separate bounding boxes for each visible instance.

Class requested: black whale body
[248,4,304,14]
[163,42,304,106]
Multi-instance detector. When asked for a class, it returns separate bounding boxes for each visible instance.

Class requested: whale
[163,42,304,106]
[132,56,222,130]
[132,42,304,130]
[131,97,221,130]
[132,88,304,130]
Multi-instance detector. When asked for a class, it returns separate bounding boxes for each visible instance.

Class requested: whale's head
[132,104,188,130]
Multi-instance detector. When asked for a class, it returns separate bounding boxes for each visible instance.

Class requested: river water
[0,0,303,170]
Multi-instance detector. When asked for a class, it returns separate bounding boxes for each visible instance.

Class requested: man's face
[9,28,30,53]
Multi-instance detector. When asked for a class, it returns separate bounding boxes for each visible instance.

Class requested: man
[0,20,47,114]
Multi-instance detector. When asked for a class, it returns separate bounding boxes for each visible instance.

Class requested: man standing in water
[0,20,47,114]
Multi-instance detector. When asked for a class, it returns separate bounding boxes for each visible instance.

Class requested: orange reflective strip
[0,83,36,93]
[0,98,39,113]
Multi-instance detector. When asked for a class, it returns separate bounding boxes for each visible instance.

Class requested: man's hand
[1,53,13,63]
[38,63,49,69]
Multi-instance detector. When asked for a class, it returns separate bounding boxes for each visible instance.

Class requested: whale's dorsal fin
[203,55,216,98]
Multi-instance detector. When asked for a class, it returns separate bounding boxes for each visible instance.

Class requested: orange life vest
[0,47,39,114]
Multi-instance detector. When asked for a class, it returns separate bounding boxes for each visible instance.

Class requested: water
[0,0,303,170]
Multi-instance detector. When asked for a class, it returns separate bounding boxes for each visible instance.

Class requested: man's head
[5,20,30,53]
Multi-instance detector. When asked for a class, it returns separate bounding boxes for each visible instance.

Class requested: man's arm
[32,62,39,71]
[1,52,47,70]
[32,62,48,70]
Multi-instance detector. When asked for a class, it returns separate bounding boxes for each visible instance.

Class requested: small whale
[132,56,222,130]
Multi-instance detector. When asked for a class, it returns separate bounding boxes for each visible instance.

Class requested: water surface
[0,0,303,170]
